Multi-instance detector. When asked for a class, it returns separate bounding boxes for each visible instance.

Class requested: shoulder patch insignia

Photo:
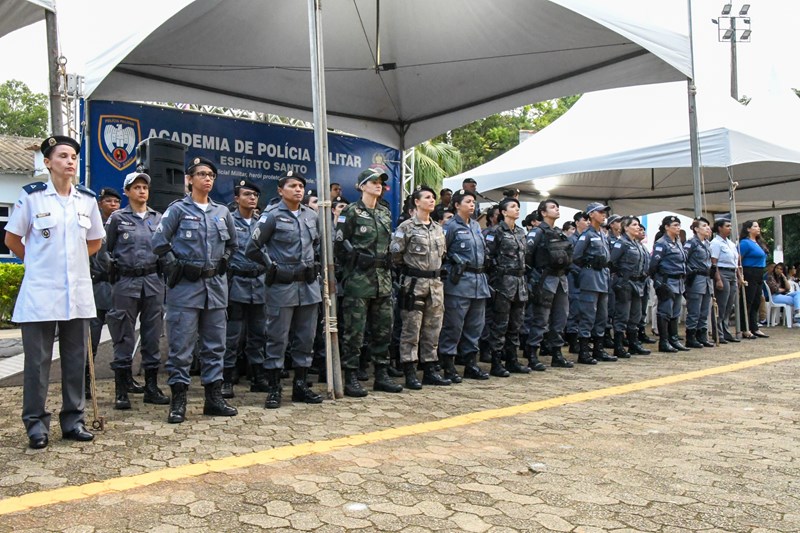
[486,234,495,242]
[394,230,405,239]
[614,242,622,248]
[579,235,587,241]
[337,215,346,224]
[654,246,664,252]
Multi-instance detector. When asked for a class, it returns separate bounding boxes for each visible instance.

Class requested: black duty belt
[231,268,263,278]
[666,273,685,279]
[201,268,220,279]
[498,268,525,276]
[119,265,158,277]
[402,267,439,279]
[464,265,485,274]
[718,267,737,272]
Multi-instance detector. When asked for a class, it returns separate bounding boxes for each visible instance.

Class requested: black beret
[661,215,681,227]
[462,178,477,185]
[233,179,261,195]
[186,156,218,176]
[41,135,80,159]
[278,170,306,188]
[413,185,437,200]
[498,197,520,212]
[98,187,122,201]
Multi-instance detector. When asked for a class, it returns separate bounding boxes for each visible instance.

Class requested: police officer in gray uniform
[438,189,491,381]
[525,199,574,370]
[683,217,715,348]
[572,202,615,364]
[603,214,623,349]
[245,171,323,409]
[152,156,238,423]
[564,211,589,354]
[608,216,651,357]
[223,179,268,398]
[649,215,690,353]
[105,171,169,410]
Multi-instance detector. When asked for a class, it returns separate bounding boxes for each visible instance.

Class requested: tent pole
[728,171,742,336]
[774,215,784,263]
[686,1,702,217]
[307,0,343,399]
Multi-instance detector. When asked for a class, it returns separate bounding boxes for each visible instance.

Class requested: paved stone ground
[0,329,799,532]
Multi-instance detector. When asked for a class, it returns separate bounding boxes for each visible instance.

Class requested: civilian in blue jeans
[767,262,800,324]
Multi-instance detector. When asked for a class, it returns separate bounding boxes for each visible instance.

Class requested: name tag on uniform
[183,215,200,221]
[278,216,292,223]
[35,212,50,218]
[590,237,600,241]
[457,229,469,235]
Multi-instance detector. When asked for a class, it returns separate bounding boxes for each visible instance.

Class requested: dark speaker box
[135,138,187,213]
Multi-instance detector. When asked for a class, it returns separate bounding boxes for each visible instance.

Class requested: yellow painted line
[2,350,799,516]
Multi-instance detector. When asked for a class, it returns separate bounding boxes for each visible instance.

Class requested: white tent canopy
[0,0,54,39]
[84,0,692,150]
[445,82,800,218]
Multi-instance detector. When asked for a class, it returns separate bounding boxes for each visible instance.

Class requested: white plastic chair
[763,281,793,328]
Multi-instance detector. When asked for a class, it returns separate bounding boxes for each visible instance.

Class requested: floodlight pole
[687,0,703,217]
[307,0,343,399]
[729,16,738,100]
[44,9,64,135]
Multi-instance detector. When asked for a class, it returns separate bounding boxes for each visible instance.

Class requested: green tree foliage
[0,263,24,323]
[439,95,581,172]
[758,214,800,268]
[413,139,462,192]
[0,80,48,137]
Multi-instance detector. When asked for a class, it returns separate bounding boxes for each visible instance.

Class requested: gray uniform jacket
[609,233,648,297]
[572,226,610,293]
[152,195,237,309]
[90,235,112,310]
[525,221,569,294]
[442,215,491,299]
[684,236,713,295]
[649,234,687,294]
[245,200,322,307]
[106,205,164,299]
[227,209,266,304]
[485,221,528,301]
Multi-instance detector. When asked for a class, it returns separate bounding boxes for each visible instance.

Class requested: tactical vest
[534,226,573,271]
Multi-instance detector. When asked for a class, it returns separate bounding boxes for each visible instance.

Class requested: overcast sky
[1,0,798,104]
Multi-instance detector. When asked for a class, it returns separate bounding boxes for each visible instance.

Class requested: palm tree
[413,139,462,192]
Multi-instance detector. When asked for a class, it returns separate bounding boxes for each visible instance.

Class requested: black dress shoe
[723,334,741,343]
[753,331,769,338]
[62,426,94,442]
[28,434,48,449]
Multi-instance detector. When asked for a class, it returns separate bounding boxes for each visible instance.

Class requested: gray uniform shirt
[152,195,237,309]
[684,235,713,295]
[609,233,648,297]
[572,225,610,293]
[525,221,569,294]
[442,215,491,299]
[649,234,687,294]
[106,205,164,299]
[245,200,322,307]
[228,209,266,304]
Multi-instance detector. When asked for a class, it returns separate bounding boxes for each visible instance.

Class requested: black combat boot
[264,368,283,408]
[505,349,532,374]
[613,331,630,358]
[203,381,238,416]
[668,319,690,351]
[593,336,617,362]
[549,346,574,368]
[697,328,715,348]
[221,367,235,399]
[463,353,489,380]
[577,337,597,364]
[603,328,615,349]
[479,339,492,363]
[658,317,678,353]
[685,329,703,349]
[638,324,656,344]
[84,365,92,399]
[404,362,423,389]
[626,329,651,355]
[113,369,131,410]
[357,348,370,381]
[422,361,451,386]
[143,368,170,405]
[126,369,145,394]
[250,364,270,392]
[292,367,323,403]
[388,344,404,377]
[344,368,368,397]
[527,346,547,371]
[373,365,403,392]
[167,383,187,424]
[440,355,462,384]
[490,352,510,377]
[565,332,580,354]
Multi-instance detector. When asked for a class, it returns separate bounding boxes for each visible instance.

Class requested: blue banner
[83,100,402,220]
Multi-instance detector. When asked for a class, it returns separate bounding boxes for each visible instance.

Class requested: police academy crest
[98,115,141,171]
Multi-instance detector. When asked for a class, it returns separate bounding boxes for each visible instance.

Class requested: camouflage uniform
[334,200,393,371]
[391,216,446,365]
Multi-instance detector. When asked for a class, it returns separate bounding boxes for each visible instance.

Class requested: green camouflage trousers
[339,295,393,370]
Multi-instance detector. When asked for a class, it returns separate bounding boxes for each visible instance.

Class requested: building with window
[0,135,41,262]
